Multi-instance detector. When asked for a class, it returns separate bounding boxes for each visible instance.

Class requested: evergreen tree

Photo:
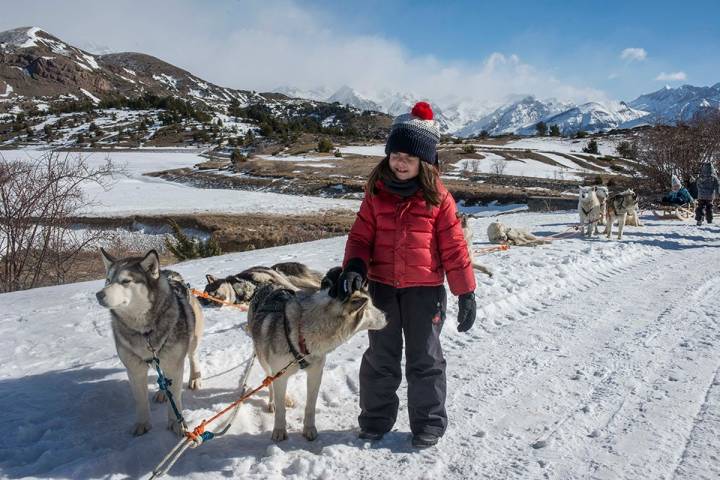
[583,139,599,154]
[549,124,561,136]
[535,121,548,136]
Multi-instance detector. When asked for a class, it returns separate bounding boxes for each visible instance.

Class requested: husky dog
[202,262,323,306]
[578,186,603,237]
[606,189,641,240]
[595,186,609,227]
[96,249,204,436]
[457,213,493,277]
[487,221,551,247]
[247,267,387,442]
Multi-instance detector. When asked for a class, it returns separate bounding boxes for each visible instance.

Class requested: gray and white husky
[606,189,641,240]
[457,213,493,277]
[96,248,204,436]
[202,262,323,306]
[247,267,387,442]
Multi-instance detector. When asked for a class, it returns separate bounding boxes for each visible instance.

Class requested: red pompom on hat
[411,101,433,120]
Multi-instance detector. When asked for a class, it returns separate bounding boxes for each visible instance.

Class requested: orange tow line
[190,288,248,311]
[473,244,510,255]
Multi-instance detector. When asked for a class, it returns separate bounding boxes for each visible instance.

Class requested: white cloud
[655,71,687,82]
[620,48,647,62]
[0,0,608,105]
[608,73,620,80]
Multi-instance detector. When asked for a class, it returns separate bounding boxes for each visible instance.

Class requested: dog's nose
[96,290,106,304]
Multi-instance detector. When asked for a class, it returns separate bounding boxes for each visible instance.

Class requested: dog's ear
[345,294,368,315]
[99,247,116,271]
[206,274,218,284]
[321,266,343,297]
[140,250,160,279]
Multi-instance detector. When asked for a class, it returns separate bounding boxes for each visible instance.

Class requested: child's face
[389,152,420,181]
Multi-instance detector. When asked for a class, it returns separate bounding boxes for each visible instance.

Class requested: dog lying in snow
[487,221,551,247]
[201,262,323,306]
[247,267,387,442]
[457,213,493,277]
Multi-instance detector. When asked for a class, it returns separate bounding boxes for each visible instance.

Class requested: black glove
[457,292,476,333]
[337,258,367,300]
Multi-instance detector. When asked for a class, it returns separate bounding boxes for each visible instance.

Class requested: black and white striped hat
[385,101,441,165]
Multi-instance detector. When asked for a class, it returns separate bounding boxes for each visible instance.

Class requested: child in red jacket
[337,102,477,448]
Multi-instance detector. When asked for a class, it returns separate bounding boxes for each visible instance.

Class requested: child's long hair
[366,156,441,206]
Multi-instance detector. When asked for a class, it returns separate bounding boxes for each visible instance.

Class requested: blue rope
[149,356,186,426]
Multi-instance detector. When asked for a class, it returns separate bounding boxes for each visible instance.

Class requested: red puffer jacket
[343,180,476,296]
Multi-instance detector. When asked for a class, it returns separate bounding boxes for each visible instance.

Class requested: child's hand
[337,258,367,300]
[457,292,476,332]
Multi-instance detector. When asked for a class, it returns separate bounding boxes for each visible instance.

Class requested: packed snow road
[0,211,718,479]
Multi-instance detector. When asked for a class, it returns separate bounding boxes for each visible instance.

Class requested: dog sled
[651,203,695,221]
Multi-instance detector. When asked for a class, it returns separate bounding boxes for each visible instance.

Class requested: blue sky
[2,0,718,103]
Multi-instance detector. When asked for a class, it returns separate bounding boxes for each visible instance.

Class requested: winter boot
[412,432,440,448]
[358,430,384,441]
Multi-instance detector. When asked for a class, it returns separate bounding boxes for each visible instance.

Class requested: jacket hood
[700,162,717,177]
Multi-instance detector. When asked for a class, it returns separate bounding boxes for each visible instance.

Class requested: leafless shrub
[634,110,720,191]
[0,151,119,291]
[492,158,506,175]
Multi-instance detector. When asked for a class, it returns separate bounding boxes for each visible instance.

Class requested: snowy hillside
[628,84,720,124]
[2,210,719,479]
[519,101,648,136]
[458,96,572,137]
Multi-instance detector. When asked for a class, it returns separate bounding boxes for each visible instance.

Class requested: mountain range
[1,26,718,139]
[276,83,720,137]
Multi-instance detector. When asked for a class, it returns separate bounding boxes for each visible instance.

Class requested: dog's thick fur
[595,186,609,226]
[202,262,323,306]
[487,221,551,247]
[606,189,641,239]
[96,249,204,436]
[578,186,603,237]
[457,213,493,277]
[247,267,386,442]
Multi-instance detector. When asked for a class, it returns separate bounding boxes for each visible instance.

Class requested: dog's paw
[188,376,202,390]
[167,418,185,436]
[303,425,318,441]
[284,394,295,408]
[271,428,288,442]
[132,421,152,436]
[153,390,168,403]
[267,401,275,413]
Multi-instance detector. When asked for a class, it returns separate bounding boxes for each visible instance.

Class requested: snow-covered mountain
[276,82,720,137]
[627,83,720,124]
[457,96,572,137]
[528,101,649,135]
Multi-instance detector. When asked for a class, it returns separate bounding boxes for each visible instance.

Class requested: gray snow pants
[696,199,713,223]
[358,281,448,437]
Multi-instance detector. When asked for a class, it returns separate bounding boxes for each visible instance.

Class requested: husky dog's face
[96,248,159,311]
[202,275,257,306]
[595,186,609,200]
[579,186,597,201]
[344,289,387,333]
[488,222,508,243]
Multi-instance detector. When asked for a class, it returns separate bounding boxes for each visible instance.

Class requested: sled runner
[652,203,694,221]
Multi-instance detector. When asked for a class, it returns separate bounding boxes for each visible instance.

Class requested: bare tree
[0,151,118,292]
[492,158,507,175]
[634,110,720,191]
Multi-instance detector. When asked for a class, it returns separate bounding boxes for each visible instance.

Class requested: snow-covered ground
[490,137,622,157]
[2,210,719,479]
[454,153,584,181]
[0,149,360,216]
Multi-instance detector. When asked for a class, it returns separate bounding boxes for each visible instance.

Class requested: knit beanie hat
[385,101,441,165]
[671,174,681,189]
